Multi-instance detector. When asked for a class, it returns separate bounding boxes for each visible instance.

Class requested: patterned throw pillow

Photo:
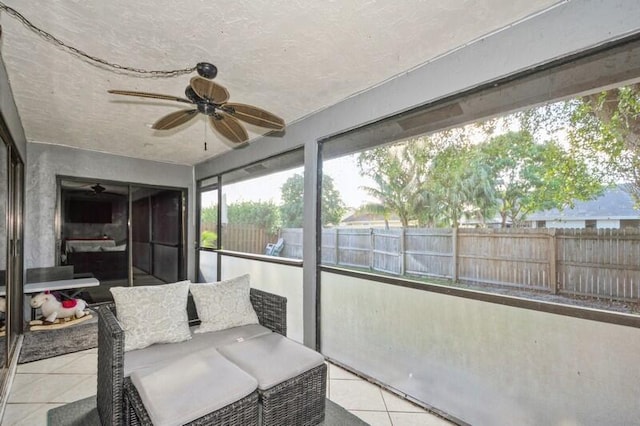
[189,274,259,334]
[110,281,192,351]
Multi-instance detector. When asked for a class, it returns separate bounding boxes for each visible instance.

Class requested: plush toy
[0,296,5,332]
[30,291,88,324]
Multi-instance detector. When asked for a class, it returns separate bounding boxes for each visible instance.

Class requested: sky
[200,153,376,210]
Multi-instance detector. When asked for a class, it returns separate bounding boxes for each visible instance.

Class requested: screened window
[320,42,640,317]
[201,149,304,259]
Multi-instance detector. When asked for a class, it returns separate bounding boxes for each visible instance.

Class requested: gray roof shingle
[527,185,639,221]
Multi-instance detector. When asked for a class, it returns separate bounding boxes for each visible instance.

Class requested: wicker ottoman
[219,333,327,426]
[126,347,259,426]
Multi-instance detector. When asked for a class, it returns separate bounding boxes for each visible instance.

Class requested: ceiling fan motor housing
[196,62,218,79]
[197,102,217,116]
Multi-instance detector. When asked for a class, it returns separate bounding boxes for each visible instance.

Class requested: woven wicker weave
[97,288,287,425]
[124,377,259,426]
[261,363,327,426]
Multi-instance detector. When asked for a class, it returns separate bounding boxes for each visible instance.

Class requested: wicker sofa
[97,288,327,426]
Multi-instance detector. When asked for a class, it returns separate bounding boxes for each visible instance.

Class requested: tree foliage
[227,201,281,233]
[479,131,602,226]
[279,173,346,227]
[280,174,305,227]
[519,84,640,204]
[569,84,640,202]
[355,129,602,228]
[425,145,497,227]
[200,205,218,231]
[357,138,435,227]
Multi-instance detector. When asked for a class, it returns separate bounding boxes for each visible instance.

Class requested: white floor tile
[350,410,392,426]
[2,403,63,426]
[53,374,97,403]
[329,363,361,380]
[381,389,425,413]
[8,373,96,403]
[389,411,454,426]
[329,379,386,411]
[17,352,97,375]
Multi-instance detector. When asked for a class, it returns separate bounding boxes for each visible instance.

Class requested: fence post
[400,227,406,276]
[549,228,557,294]
[452,227,458,282]
[369,228,375,270]
[334,228,339,265]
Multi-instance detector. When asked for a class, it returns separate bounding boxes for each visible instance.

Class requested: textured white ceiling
[0,0,560,165]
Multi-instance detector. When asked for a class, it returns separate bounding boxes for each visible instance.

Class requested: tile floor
[1,349,453,426]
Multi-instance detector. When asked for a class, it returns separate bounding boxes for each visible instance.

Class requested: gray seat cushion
[218,333,325,390]
[130,347,257,426]
[124,324,272,376]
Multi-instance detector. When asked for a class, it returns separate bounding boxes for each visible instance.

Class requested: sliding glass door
[0,124,24,390]
[131,186,185,286]
[57,180,186,299]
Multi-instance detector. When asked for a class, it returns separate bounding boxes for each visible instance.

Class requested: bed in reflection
[64,239,128,281]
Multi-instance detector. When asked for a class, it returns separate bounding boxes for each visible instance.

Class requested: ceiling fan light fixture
[196,62,218,79]
[91,183,106,194]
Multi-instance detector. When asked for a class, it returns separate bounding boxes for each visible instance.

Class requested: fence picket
[277,227,640,303]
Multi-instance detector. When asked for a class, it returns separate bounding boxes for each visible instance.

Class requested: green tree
[200,230,218,248]
[568,84,640,202]
[480,131,602,227]
[200,205,218,231]
[199,205,218,248]
[425,145,497,228]
[227,201,281,233]
[357,138,435,227]
[518,84,640,203]
[280,173,346,227]
[280,174,304,227]
[321,175,347,226]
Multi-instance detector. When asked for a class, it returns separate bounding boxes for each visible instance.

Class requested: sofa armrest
[97,303,126,426]
[250,288,287,336]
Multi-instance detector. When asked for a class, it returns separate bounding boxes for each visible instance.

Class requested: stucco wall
[25,142,196,280]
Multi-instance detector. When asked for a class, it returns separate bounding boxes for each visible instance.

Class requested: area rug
[19,313,98,364]
[47,396,368,425]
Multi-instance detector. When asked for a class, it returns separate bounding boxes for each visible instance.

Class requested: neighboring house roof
[527,186,639,221]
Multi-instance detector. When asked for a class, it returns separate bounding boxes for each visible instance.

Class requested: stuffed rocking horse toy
[29,291,92,331]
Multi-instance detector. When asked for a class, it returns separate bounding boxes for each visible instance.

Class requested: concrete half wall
[321,272,640,425]
[25,142,196,279]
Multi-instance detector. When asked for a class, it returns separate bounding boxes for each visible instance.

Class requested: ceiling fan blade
[108,90,193,104]
[209,114,248,144]
[190,77,230,104]
[152,109,199,130]
[224,103,285,130]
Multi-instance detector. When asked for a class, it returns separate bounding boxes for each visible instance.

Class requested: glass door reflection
[130,186,186,286]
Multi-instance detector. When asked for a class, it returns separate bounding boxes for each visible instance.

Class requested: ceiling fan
[107,63,285,144]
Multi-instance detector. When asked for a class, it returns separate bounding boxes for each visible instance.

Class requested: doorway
[58,178,186,302]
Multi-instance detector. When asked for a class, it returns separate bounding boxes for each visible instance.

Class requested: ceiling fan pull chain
[204,120,208,151]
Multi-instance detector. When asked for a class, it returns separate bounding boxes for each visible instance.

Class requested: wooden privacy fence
[222,224,278,254]
[280,227,640,302]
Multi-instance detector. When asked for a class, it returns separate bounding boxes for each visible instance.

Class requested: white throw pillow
[189,274,259,334]
[110,281,192,351]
